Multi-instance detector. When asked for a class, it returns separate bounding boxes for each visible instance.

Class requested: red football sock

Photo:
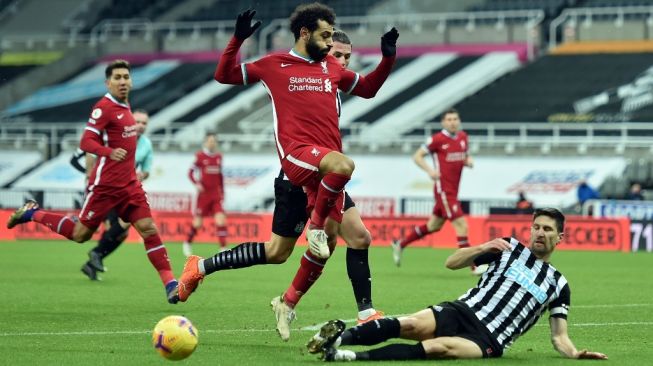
[32,211,75,240]
[400,224,428,248]
[143,234,175,285]
[282,250,327,308]
[217,225,228,247]
[186,226,197,243]
[310,173,350,228]
[457,236,469,248]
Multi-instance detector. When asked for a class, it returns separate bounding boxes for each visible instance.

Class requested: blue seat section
[6,62,179,119]
[10,62,215,123]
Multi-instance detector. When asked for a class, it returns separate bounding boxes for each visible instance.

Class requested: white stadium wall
[9,153,626,214]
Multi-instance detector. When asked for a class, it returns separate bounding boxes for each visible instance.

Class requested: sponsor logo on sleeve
[91,108,102,119]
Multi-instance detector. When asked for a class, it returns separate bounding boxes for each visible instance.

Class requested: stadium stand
[454,53,653,123]
[181,0,380,22]
[469,0,576,16]
[2,0,653,205]
[0,0,81,35]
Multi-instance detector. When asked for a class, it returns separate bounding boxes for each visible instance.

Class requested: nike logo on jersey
[281,63,292,67]
[117,113,124,119]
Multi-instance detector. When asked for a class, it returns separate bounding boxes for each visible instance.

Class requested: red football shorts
[193,191,224,217]
[281,145,345,223]
[79,180,152,229]
[433,191,463,220]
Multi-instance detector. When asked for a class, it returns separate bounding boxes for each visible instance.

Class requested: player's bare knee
[71,226,91,243]
[348,229,371,249]
[265,240,293,264]
[329,156,355,176]
[134,221,157,238]
[398,317,420,334]
[71,232,89,243]
[422,340,451,359]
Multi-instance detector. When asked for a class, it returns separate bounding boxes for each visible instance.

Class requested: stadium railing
[1,10,543,59]
[258,10,544,59]
[5,121,651,157]
[549,6,653,49]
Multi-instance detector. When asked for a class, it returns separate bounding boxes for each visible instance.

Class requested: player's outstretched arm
[348,27,399,98]
[214,9,261,84]
[550,317,608,360]
[445,238,510,270]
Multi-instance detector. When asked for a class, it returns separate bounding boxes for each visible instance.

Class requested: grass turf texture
[0,240,650,365]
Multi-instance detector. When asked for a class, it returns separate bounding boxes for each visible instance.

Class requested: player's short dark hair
[289,2,336,41]
[105,59,131,79]
[133,109,148,116]
[205,131,217,139]
[441,108,459,120]
[332,30,351,45]
[533,208,565,233]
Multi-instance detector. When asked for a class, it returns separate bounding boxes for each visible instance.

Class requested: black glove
[380,27,399,57]
[234,9,262,40]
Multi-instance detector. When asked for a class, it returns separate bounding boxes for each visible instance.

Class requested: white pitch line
[0,329,278,337]
[2,304,652,337]
[3,320,652,338]
[574,303,652,308]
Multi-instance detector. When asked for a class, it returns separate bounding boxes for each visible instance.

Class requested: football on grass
[152,315,199,360]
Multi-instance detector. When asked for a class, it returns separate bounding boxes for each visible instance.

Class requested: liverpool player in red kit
[6,60,181,304]
[182,132,228,256]
[212,5,396,261]
[176,4,398,337]
[392,109,485,274]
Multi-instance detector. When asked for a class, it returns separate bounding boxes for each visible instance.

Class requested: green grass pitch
[0,240,651,365]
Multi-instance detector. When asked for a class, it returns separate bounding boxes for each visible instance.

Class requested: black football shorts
[271,177,356,238]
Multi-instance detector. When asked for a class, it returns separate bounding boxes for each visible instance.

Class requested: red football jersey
[214,37,394,160]
[244,50,358,156]
[189,149,224,193]
[424,129,469,197]
[82,93,137,189]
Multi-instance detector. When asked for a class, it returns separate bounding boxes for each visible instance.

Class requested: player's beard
[306,35,330,62]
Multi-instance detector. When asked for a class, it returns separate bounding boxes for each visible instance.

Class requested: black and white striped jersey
[461,237,570,350]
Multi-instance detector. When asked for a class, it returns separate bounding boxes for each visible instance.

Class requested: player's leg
[392,214,445,266]
[282,146,352,259]
[182,215,203,257]
[178,233,297,302]
[310,303,486,361]
[308,151,353,256]
[179,176,306,303]
[7,199,101,243]
[326,337,482,362]
[451,216,468,248]
[308,308,436,357]
[124,185,177,303]
[83,210,126,271]
[280,217,336,308]
[273,220,336,342]
[214,211,228,250]
[132,216,178,303]
[338,198,383,323]
[448,201,484,274]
